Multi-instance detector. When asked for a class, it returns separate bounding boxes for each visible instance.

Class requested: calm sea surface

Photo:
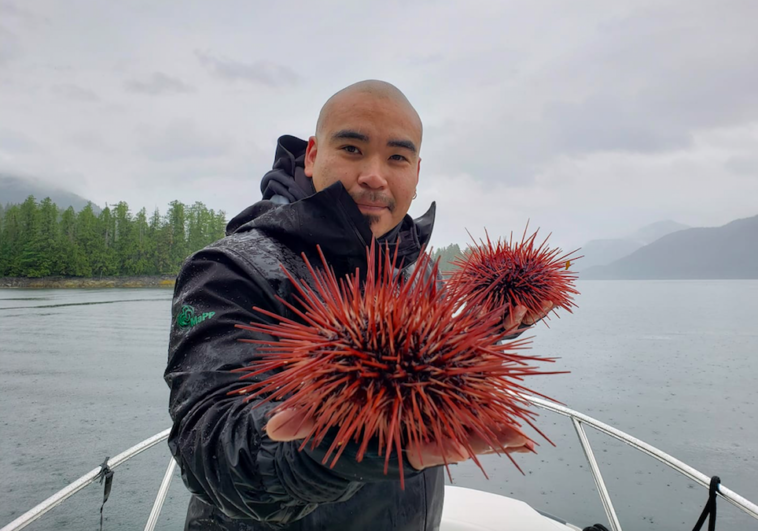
[1,282,757,530]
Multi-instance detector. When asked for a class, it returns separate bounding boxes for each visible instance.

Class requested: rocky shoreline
[0,275,176,289]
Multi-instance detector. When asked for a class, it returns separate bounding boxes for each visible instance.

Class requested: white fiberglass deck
[441,486,577,531]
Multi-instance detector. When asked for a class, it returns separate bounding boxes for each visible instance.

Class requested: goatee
[362,213,381,227]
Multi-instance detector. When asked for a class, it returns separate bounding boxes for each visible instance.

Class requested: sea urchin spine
[233,242,561,488]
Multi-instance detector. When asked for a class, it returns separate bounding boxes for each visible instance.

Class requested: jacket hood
[227,135,436,269]
[260,135,316,203]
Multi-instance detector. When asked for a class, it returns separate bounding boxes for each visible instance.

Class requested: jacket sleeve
[164,246,421,525]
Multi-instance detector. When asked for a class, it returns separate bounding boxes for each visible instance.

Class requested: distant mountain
[582,214,758,279]
[629,220,690,245]
[0,174,100,213]
[576,238,645,270]
[577,220,689,270]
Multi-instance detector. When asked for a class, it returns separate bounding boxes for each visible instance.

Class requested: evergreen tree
[431,243,464,273]
[211,209,227,242]
[0,204,22,275]
[187,201,207,252]
[57,206,88,276]
[76,204,100,277]
[133,207,152,275]
[113,201,139,275]
[167,200,188,272]
[17,196,53,277]
[149,207,171,274]
[33,197,59,276]
[96,206,119,276]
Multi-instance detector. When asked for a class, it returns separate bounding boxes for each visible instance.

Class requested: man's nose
[357,156,388,189]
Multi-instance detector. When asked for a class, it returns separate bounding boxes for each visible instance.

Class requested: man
[165,80,549,531]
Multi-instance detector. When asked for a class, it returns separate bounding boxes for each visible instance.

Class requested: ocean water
[0,282,757,530]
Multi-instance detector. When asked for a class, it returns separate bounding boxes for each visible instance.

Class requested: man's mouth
[356,203,389,212]
[352,191,395,214]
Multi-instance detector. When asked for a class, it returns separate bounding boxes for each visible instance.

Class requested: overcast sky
[1,0,757,250]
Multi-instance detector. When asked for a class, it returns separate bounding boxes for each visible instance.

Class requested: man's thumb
[266,408,315,441]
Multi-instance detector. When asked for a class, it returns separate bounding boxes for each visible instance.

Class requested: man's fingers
[494,424,530,447]
[522,300,554,326]
[407,427,536,470]
[505,301,553,331]
[407,439,469,470]
[468,424,530,454]
[266,409,315,442]
[504,305,528,332]
[508,440,536,454]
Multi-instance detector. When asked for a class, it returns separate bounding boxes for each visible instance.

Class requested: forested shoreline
[0,275,177,289]
[0,196,227,279]
[0,194,473,286]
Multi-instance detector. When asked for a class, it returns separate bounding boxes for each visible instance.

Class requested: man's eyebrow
[387,139,417,154]
[332,129,369,142]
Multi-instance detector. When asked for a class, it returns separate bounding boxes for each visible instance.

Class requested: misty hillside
[0,174,100,213]
[578,220,689,269]
[582,214,758,279]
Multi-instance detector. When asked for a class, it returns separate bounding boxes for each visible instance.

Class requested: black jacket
[164,137,444,530]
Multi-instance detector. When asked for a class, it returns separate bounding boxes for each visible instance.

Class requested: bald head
[315,80,423,143]
[304,79,423,238]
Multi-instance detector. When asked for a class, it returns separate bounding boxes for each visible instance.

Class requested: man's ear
[304,136,317,178]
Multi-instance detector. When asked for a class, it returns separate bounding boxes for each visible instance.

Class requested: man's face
[304,92,421,238]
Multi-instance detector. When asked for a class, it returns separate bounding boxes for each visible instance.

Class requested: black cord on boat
[96,457,114,531]
[692,475,720,531]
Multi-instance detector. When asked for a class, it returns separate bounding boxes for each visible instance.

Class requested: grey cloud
[415,3,758,185]
[67,131,115,154]
[0,128,39,153]
[52,84,100,102]
[543,6,758,148]
[125,72,194,95]
[140,120,230,162]
[725,156,758,176]
[0,26,21,66]
[408,53,444,67]
[542,96,686,155]
[419,117,549,186]
[0,3,47,27]
[195,50,300,87]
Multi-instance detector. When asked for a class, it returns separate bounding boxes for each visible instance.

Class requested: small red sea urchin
[233,242,562,488]
[447,225,581,326]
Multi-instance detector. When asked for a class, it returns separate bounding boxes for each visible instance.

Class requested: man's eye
[390,154,408,162]
[342,145,360,154]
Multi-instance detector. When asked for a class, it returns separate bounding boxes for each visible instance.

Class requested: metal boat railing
[525,395,758,530]
[2,396,757,531]
[0,428,171,531]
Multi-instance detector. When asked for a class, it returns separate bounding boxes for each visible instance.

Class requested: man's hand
[267,409,535,472]
[406,424,535,471]
[503,301,554,335]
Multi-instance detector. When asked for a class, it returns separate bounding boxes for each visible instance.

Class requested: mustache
[351,191,396,212]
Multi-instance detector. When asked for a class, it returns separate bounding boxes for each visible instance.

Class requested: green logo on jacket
[176,305,216,329]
